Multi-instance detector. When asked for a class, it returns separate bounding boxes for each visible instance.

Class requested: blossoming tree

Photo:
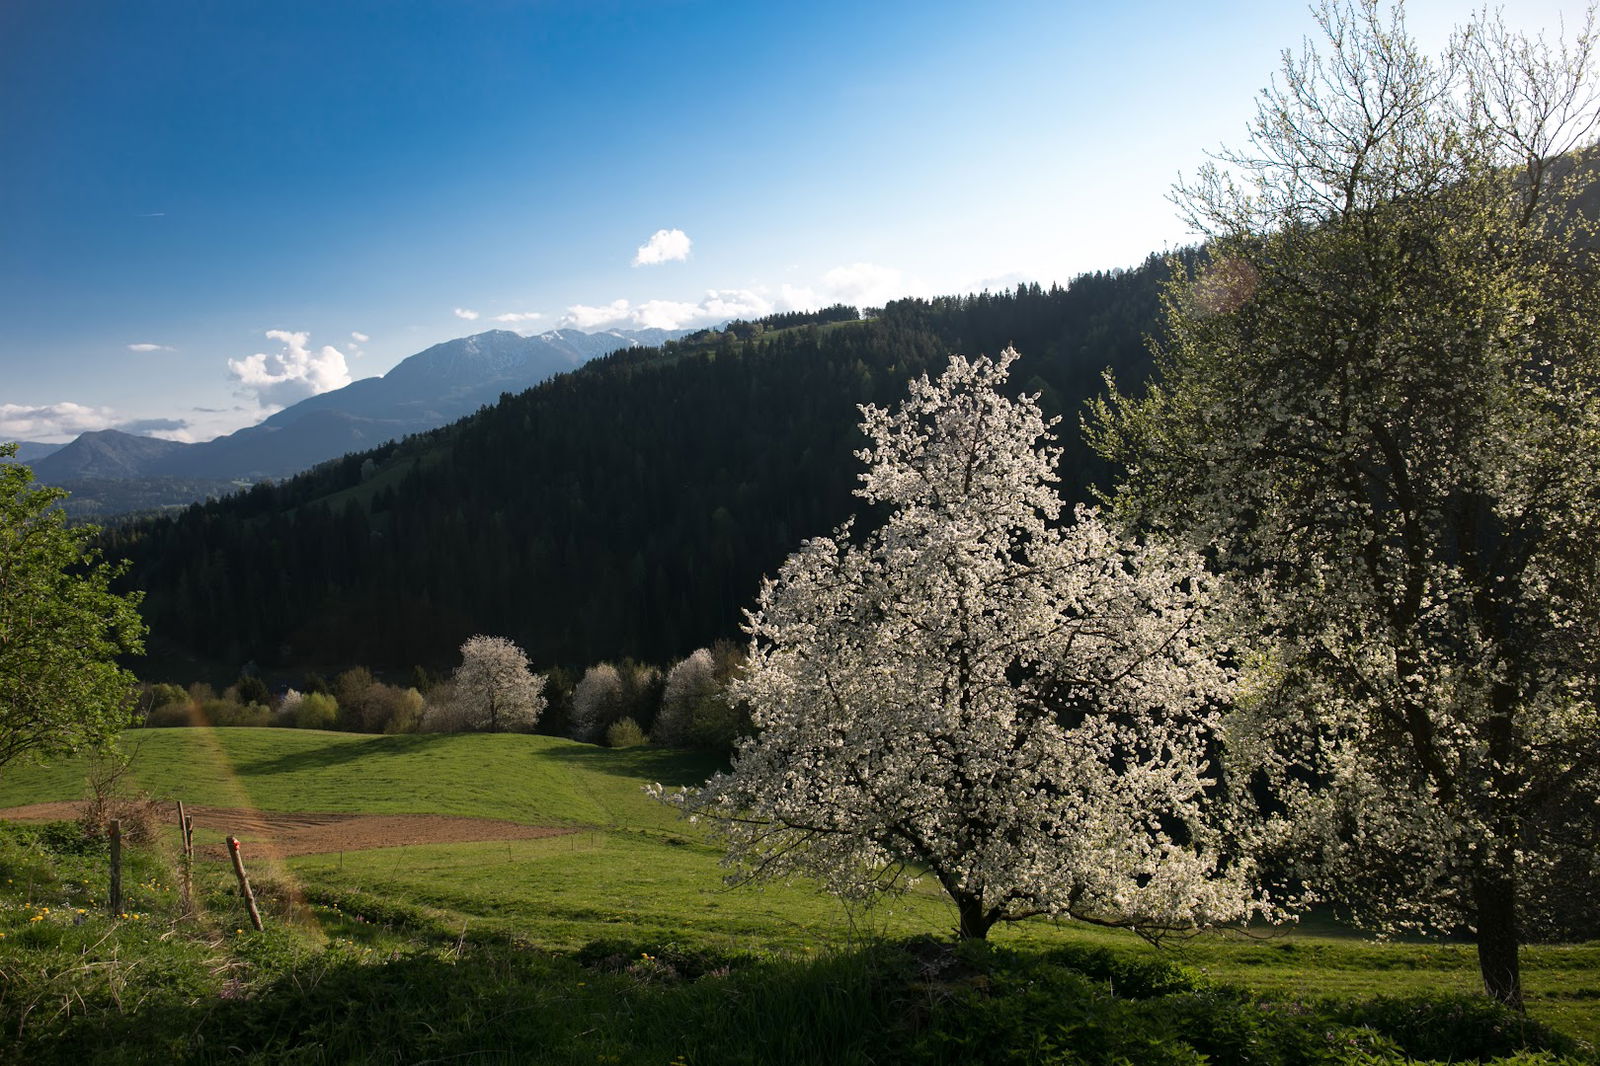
[452,634,545,732]
[1090,0,1600,1007]
[665,351,1253,940]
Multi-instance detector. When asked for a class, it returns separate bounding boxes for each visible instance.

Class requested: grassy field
[2,728,1597,1063]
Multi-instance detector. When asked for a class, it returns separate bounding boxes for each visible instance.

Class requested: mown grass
[0,728,722,828]
[2,728,1598,1061]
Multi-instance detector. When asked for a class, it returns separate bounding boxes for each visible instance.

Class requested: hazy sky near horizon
[1,0,1588,442]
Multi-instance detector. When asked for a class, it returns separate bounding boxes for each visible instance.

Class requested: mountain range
[23,327,685,514]
[108,266,1180,676]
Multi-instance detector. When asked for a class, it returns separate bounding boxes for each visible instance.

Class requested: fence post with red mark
[225,835,263,931]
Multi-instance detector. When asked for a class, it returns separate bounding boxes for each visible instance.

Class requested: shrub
[77,749,164,845]
[144,700,194,727]
[293,692,339,730]
[201,698,273,727]
[378,687,426,734]
[1331,993,1579,1062]
[1043,944,1201,998]
[606,717,647,748]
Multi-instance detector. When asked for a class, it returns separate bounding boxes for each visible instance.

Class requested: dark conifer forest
[107,254,1189,677]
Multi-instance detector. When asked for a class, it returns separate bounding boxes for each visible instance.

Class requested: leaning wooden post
[108,819,123,917]
[175,802,194,914]
[225,835,264,931]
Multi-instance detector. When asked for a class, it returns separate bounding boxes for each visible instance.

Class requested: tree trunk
[1474,861,1523,1009]
[1474,676,1524,1010]
[955,894,993,940]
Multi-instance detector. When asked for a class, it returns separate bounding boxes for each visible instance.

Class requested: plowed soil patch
[0,801,572,857]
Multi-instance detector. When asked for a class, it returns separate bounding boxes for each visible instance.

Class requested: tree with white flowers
[452,634,545,732]
[654,649,719,747]
[1090,0,1600,1007]
[664,351,1253,941]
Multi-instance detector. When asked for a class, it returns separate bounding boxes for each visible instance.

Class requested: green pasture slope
[2,727,1597,1063]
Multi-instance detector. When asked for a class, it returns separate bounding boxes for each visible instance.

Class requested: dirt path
[0,801,573,858]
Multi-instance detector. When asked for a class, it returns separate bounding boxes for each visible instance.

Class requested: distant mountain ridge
[109,272,1182,674]
[2,441,64,464]
[31,326,685,512]
[31,431,187,479]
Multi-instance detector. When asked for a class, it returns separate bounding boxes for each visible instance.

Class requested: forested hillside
[108,254,1188,676]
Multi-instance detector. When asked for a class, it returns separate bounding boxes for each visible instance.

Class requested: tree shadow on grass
[539,743,726,787]
[236,732,442,777]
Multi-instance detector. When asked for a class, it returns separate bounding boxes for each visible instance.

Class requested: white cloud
[818,262,907,308]
[351,331,369,343]
[454,307,480,320]
[0,403,203,443]
[0,402,120,441]
[553,262,919,333]
[561,299,636,330]
[227,329,353,408]
[492,311,543,324]
[633,228,692,266]
[127,343,174,352]
[560,290,777,332]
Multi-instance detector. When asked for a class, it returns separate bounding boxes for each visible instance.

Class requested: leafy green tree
[0,444,145,775]
[1091,0,1600,1007]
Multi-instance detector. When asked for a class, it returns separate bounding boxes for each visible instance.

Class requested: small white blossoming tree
[452,634,545,733]
[667,350,1253,940]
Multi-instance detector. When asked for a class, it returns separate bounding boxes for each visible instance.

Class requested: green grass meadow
[1,728,1597,1063]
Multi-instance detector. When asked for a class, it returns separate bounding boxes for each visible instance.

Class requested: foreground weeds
[1,821,1595,1065]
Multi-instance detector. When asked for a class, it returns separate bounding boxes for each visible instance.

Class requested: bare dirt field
[0,801,573,858]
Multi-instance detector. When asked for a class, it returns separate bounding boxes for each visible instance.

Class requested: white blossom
[452,635,545,733]
[663,350,1253,940]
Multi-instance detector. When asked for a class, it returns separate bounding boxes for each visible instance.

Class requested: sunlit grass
[2,726,1597,1047]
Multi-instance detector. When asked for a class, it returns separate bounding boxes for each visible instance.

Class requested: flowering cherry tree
[664,351,1253,940]
[452,634,545,732]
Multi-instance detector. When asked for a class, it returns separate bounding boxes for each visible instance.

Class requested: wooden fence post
[225,835,264,931]
[108,819,123,917]
[175,802,194,914]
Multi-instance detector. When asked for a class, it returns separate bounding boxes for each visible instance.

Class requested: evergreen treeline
[107,254,1188,677]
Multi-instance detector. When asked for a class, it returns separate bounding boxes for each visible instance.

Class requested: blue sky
[1,0,1585,442]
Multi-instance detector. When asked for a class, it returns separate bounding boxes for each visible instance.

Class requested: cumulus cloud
[228,329,353,408]
[350,331,369,343]
[492,311,543,324]
[553,261,918,333]
[633,228,692,266]
[0,402,120,441]
[818,262,907,308]
[561,299,635,330]
[127,343,174,352]
[560,289,776,331]
[0,404,204,443]
[454,307,480,321]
